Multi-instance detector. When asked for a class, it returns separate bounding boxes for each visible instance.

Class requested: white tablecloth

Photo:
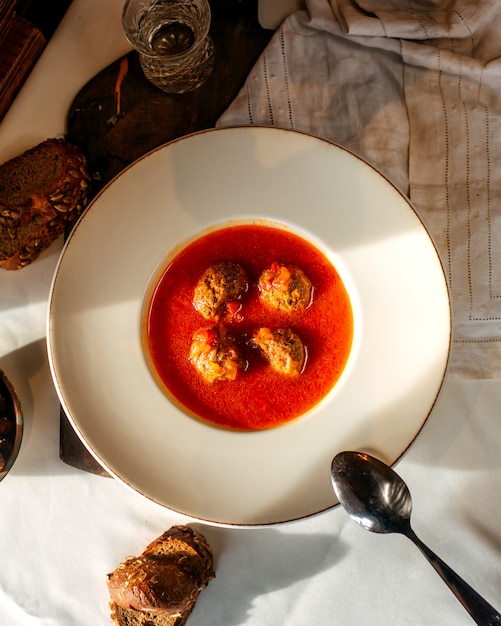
[0,1,499,624]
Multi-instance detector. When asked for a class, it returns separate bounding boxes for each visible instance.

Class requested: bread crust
[0,138,90,269]
[107,526,215,626]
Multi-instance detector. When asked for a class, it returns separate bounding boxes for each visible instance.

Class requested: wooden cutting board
[60,0,272,476]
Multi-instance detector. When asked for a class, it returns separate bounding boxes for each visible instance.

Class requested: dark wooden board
[60,0,272,475]
[66,0,272,196]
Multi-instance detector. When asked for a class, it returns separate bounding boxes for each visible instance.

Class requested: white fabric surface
[0,1,499,625]
[219,0,501,379]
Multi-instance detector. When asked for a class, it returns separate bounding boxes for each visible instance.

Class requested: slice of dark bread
[0,138,89,269]
[107,526,215,626]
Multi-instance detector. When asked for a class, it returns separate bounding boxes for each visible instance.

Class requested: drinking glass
[122,0,215,93]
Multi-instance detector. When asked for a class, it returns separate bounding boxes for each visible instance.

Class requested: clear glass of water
[122,0,215,93]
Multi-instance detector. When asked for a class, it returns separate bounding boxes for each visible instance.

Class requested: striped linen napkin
[218,0,501,378]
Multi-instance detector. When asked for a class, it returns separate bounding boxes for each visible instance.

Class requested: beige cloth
[218,0,501,378]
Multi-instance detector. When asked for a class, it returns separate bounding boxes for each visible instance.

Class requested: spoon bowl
[331,450,412,534]
[331,451,501,625]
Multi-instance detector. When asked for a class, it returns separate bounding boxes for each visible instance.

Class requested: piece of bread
[0,138,89,269]
[107,525,215,626]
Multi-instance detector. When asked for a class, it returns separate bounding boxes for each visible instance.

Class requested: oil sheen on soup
[144,223,354,430]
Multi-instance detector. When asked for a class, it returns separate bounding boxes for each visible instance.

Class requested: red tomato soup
[144,223,353,430]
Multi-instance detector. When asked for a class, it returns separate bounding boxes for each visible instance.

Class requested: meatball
[251,327,305,377]
[189,326,244,383]
[257,263,312,312]
[193,262,248,320]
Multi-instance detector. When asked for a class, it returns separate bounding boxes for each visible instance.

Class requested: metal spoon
[331,451,501,625]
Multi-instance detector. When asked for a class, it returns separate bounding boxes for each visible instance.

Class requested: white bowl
[47,127,450,526]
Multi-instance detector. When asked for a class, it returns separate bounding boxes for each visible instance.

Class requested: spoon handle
[406,528,501,625]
